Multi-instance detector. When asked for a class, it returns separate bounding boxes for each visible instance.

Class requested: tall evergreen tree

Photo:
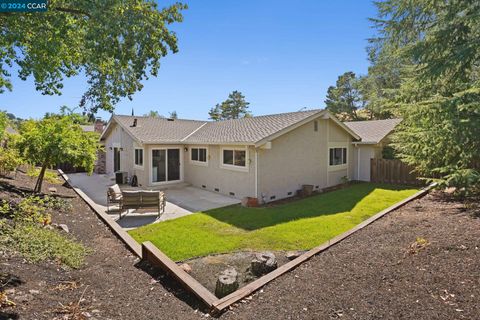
[370,0,480,192]
[325,72,365,121]
[209,91,251,121]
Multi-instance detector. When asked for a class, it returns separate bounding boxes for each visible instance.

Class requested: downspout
[255,148,259,200]
[355,143,360,180]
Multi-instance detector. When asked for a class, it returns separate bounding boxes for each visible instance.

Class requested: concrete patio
[66,173,240,230]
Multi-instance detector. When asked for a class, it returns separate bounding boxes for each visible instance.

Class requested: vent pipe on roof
[132,118,137,127]
[167,118,174,121]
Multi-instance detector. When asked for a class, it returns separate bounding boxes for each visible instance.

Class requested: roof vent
[167,118,175,121]
[131,118,138,127]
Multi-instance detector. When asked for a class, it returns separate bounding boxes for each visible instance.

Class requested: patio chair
[107,184,122,213]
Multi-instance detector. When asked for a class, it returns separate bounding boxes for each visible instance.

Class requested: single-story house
[344,118,402,181]
[99,110,400,203]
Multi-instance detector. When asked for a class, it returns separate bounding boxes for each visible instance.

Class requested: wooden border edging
[59,168,434,315]
[211,184,435,313]
[57,169,142,257]
[142,242,218,307]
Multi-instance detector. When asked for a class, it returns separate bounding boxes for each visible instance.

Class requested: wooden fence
[370,158,422,185]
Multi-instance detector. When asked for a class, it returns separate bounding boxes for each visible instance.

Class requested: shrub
[45,197,73,213]
[0,147,22,177]
[13,196,51,224]
[0,200,12,218]
[0,222,88,268]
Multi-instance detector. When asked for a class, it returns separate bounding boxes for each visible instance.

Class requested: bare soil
[1,172,479,319]
[184,251,292,294]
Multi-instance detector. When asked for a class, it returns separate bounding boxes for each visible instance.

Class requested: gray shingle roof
[113,115,206,144]
[80,125,95,132]
[108,110,324,145]
[185,110,323,144]
[344,118,402,144]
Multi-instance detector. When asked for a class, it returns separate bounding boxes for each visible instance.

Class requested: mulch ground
[1,172,204,320]
[1,172,479,319]
[222,192,480,320]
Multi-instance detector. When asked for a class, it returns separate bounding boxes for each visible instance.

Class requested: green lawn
[129,183,418,261]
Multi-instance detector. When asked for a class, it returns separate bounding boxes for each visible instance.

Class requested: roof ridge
[344,118,402,124]
[113,114,206,123]
[210,109,323,124]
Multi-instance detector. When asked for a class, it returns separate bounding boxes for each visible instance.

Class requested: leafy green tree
[17,116,99,192]
[370,0,480,192]
[1,1,187,113]
[44,106,92,125]
[169,110,178,119]
[325,72,365,121]
[144,110,164,118]
[0,111,7,140]
[209,91,251,121]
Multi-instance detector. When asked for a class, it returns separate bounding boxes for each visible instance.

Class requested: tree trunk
[34,164,48,193]
[251,252,278,276]
[215,268,239,298]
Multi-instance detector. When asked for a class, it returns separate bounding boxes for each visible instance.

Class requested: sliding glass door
[151,148,180,183]
[167,149,180,181]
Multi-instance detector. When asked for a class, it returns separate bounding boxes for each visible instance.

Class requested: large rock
[251,252,278,276]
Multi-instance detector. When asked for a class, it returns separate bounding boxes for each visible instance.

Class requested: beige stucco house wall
[104,123,135,178]
[183,145,256,200]
[352,145,382,182]
[100,111,400,204]
[256,117,354,202]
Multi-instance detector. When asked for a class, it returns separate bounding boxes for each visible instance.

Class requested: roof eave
[352,141,380,145]
[100,115,144,145]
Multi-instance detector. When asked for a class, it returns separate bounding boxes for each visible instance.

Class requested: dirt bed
[1,173,204,320]
[1,172,479,319]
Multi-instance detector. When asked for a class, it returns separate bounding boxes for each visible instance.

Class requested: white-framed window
[134,148,144,167]
[329,147,347,166]
[221,147,248,171]
[190,147,208,165]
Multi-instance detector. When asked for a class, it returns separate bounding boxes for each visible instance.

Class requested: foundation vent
[229,192,235,196]
[202,185,206,188]
[270,195,276,200]
[214,188,220,192]
[287,192,292,196]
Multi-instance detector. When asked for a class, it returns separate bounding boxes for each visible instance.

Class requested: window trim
[134,147,144,169]
[220,146,249,172]
[190,146,209,166]
[328,144,348,171]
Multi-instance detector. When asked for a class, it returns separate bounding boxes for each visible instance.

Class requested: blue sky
[1,0,377,121]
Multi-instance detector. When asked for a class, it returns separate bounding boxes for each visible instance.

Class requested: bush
[27,166,61,184]
[0,195,85,268]
[0,147,22,176]
[0,222,88,268]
